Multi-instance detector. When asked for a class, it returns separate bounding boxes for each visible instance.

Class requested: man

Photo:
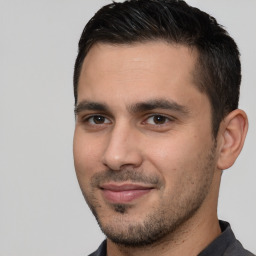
[72,0,254,255]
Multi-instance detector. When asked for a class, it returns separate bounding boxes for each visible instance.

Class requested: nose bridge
[102,120,142,170]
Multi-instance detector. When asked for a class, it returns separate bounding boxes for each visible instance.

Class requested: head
[74,0,242,138]
[73,0,248,249]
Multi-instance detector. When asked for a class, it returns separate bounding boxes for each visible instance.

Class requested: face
[73,42,219,246]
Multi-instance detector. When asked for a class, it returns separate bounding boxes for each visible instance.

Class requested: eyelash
[143,114,174,126]
[81,114,174,127]
[83,115,112,125]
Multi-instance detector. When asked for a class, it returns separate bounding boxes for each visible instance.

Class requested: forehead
[80,41,197,83]
[77,41,206,111]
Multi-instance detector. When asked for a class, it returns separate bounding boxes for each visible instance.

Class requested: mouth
[100,183,154,203]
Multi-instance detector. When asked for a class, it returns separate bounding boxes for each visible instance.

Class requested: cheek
[73,129,104,181]
[144,131,212,180]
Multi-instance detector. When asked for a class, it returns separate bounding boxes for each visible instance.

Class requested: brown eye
[146,115,170,125]
[87,115,111,125]
[153,115,167,124]
[93,116,105,124]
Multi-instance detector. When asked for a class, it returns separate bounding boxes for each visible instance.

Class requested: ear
[217,109,248,170]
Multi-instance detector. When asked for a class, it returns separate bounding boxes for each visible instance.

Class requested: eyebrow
[75,98,189,115]
[74,101,110,115]
[128,99,189,115]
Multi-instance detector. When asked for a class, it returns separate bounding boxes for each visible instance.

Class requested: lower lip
[102,189,151,203]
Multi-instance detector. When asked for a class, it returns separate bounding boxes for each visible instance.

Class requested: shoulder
[224,239,255,256]
[220,221,255,256]
[199,221,255,256]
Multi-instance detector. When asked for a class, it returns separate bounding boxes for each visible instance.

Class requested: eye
[145,115,172,125]
[86,115,111,125]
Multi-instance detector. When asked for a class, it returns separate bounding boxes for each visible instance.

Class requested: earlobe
[217,109,248,170]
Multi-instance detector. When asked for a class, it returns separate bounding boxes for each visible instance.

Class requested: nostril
[102,149,143,171]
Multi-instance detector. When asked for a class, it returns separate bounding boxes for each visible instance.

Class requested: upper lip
[100,183,154,191]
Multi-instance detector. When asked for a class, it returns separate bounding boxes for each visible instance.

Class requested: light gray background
[1,1,255,255]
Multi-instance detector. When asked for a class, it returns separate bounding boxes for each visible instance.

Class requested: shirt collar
[198,220,236,256]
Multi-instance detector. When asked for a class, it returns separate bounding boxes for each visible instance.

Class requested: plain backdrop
[1,0,255,255]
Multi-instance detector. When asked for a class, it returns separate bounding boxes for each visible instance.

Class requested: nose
[102,122,143,171]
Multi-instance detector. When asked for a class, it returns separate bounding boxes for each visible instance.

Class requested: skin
[73,41,248,256]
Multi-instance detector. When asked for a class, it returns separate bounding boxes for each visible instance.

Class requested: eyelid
[78,112,175,127]
[81,114,112,124]
[142,113,175,125]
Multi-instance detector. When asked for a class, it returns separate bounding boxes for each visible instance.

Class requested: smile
[100,183,154,203]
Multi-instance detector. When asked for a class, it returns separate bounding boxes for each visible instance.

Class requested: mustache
[91,168,162,188]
